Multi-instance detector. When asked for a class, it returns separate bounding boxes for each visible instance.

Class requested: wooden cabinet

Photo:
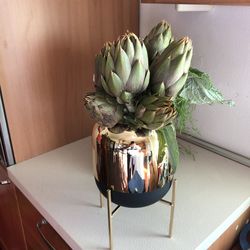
[209,207,250,250]
[0,0,139,163]
[0,165,27,250]
[16,188,71,250]
[0,164,70,250]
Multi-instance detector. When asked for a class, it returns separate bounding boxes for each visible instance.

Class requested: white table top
[8,137,250,250]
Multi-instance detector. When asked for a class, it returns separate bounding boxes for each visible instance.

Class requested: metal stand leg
[107,189,113,250]
[168,179,176,238]
[102,179,177,249]
[160,178,177,238]
[100,192,103,208]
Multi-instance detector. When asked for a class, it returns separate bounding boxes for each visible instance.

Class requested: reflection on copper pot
[92,124,172,193]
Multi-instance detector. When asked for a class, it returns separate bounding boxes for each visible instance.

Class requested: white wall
[140,4,250,158]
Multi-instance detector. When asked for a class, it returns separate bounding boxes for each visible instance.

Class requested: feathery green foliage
[174,96,194,133]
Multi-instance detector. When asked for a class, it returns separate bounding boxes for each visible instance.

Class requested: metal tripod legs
[101,179,177,250]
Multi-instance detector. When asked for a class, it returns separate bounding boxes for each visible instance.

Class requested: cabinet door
[0,165,27,250]
[16,188,71,250]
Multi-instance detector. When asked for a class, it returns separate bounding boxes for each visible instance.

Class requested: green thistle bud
[135,95,177,130]
[144,20,174,64]
[84,92,123,128]
[94,33,150,107]
[150,37,193,98]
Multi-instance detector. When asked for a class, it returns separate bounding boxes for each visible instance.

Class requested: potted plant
[84,20,232,208]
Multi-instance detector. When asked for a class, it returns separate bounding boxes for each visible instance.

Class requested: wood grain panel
[0,0,139,162]
[0,165,27,250]
[16,188,71,250]
[141,0,250,5]
[209,207,250,250]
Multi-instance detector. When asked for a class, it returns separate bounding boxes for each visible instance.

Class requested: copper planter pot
[92,124,173,207]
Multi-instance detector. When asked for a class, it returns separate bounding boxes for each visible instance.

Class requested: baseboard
[177,133,250,168]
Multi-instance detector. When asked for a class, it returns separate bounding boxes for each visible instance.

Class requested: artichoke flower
[144,20,174,64]
[150,37,193,99]
[134,95,177,130]
[84,92,123,128]
[94,33,150,110]
[95,42,112,89]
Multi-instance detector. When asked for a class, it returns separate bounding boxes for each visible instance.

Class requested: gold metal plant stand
[99,179,177,250]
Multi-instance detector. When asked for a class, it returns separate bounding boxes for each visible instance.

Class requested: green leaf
[179,68,234,106]
[158,124,179,173]
[174,96,195,133]
[156,128,168,164]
